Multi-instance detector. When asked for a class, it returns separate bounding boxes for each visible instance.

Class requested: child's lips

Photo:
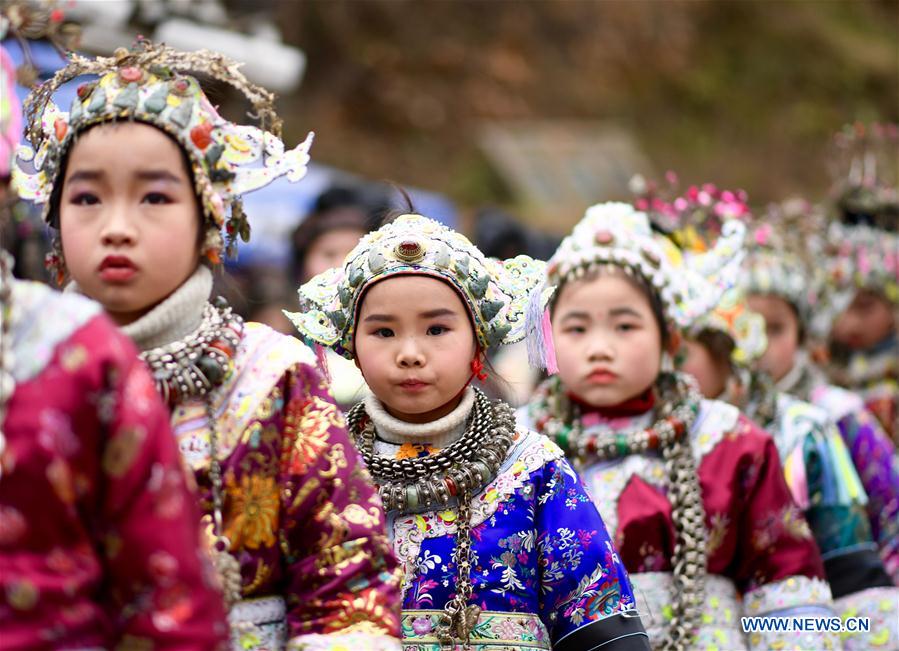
[586,369,618,384]
[398,379,430,392]
[98,255,138,283]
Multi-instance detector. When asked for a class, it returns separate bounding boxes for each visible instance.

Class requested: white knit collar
[364,387,476,447]
[775,351,807,394]
[120,265,213,351]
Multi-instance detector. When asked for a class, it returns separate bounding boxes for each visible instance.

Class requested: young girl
[824,122,899,442]
[290,213,649,651]
[522,202,839,650]
[820,222,898,443]
[743,219,899,585]
[13,41,401,650]
[681,287,898,650]
[1,45,227,648]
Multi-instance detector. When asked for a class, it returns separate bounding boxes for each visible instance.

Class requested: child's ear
[666,328,682,357]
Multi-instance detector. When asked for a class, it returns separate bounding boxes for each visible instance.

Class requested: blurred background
[3,0,898,306]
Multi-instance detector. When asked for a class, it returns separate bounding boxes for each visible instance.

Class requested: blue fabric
[400,439,638,645]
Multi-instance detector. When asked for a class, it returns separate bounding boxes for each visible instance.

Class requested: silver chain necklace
[531,372,708,651]
[346,389,517,648]
[140,296,243,408]
[139,296,244,609]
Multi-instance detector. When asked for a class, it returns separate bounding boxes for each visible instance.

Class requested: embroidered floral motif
[391,429,638,647]
[395,442,439,460]
[392,431,562,594]
[224,473,280,550]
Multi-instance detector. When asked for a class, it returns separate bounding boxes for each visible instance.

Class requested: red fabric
[0,311,227,649]
[611,414,826,589]
[569,388,656,419]
[173,324,402,641]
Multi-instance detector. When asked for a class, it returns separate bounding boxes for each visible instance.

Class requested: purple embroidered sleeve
[837,408,899,584]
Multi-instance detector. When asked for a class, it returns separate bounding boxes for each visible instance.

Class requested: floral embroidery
[225,473,280,550]
[392,430,637,646]
[396,442,438,460]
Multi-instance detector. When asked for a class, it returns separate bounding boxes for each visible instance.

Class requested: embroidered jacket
[170,322,402,651]
[0,281,227,648]
[754,391,899,650]
[375,423,649,651]
[803,383,899,585]
[521,396,843,651]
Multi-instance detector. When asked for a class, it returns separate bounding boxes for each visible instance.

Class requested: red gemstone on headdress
[394,239,424,262]
[119,66,143,83]
[190,122,214,150]
[171,77,191,95]
[54,118,67,141]
[595,230,614,245]
[50,8,64,22]
[76,83,92,99]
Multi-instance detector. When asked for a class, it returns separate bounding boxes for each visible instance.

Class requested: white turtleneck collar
[119,265,213,351]
[775,351,807,394]
[67,265,212,353]
[364,386,476,449]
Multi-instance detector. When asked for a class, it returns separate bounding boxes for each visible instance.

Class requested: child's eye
[427,325,448,336]
[70,192,99,206]
[563,326,586,334]
[616,323,638,332]
[142,192,172,205]
[374,328,394,338]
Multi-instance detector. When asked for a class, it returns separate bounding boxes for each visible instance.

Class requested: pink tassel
[314,344,332,384]
[541,309,559,375]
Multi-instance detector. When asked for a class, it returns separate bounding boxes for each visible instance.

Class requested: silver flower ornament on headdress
[286,213,545,359]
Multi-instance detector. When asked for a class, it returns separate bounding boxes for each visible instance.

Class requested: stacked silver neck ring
[347,388,516,513]
[141,296,243,408]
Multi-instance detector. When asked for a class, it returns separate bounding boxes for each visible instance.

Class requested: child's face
[302,226,365,282]
[355,275,477,423]
[59,122,200,325]
[747,293,800,382]
[679,339,729,399]
[552,272,663,407]
[830,289,896,351]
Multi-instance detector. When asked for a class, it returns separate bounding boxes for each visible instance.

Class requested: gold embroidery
[103,426,146,478]
[224,473,279,550]
[60,344,88,372]
[241,558,272,595]
[290,477,320,510]
[342,504,383,528]
[319,443,349,480]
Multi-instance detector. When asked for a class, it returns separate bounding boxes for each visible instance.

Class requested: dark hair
[693,328,737,376]
[290,183,392,282]
[47,120,205,248]
[787,299,806,345]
